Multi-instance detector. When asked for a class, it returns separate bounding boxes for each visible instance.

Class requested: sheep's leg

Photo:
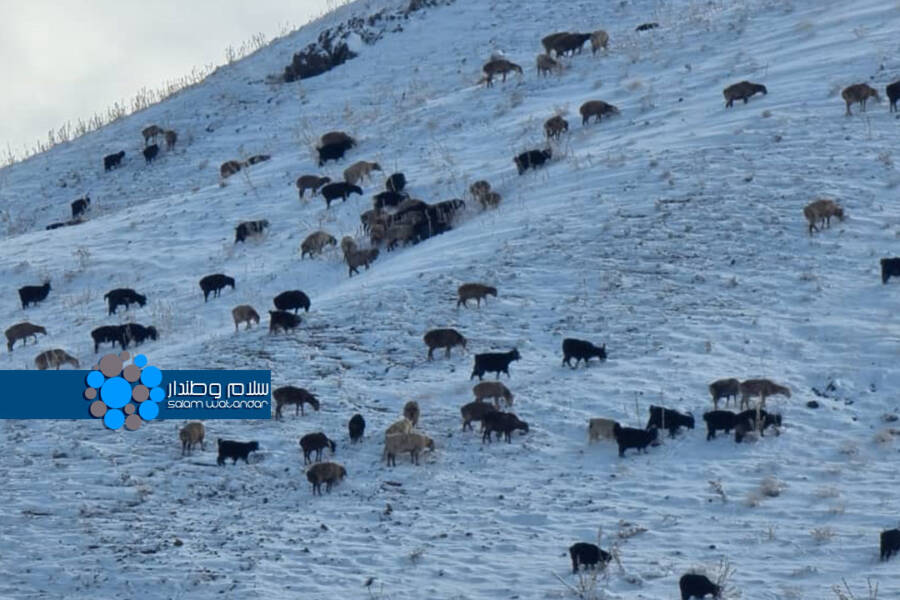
[445,346,451,359]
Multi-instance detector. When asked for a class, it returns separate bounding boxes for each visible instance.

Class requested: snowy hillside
[2,0,900,597]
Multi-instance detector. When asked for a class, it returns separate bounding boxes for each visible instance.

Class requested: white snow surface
[1,0,900,598]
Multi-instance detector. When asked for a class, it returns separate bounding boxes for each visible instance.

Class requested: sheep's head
[249,441,260,452]
[835,207,845,221]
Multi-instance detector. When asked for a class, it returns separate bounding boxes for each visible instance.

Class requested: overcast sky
[0,0,332,157]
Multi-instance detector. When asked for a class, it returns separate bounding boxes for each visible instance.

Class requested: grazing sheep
[580,100,619,125]
[473,381,514,408]
[590,30,609,54]
[341,236,357,256]
[739,378,791,410]
[471,349,521,380]
[403,400,420,427]
[460,401,498,432]
[300,230,337,259]
[71,196,90,219]
[482,411,529,443]
[235,219,269,243]
[246,154,270,165]
[103,150,125,171]
[348,414,365,443]
[273,386,320,419]
[142,125,164,145]
[569,542,611,573]
[423,328,467,360]
[296,175,331,198]
[320,131,356,148]
[383,432,435,466]
[536,53,562,76]
[803,198,845,235]
[216,438,259,465]
[316,142,352,166]
[18,282,51,309]
[679,573,721,600]
[307,461,347,494]
[34,348,79,370]
[344,161,382,186]
[541,32,571,55]
[346,248,379,277]
[551,32,592,56]
[514,148,552,174]
[709,378,741,410]
[143,144,159,164]
[842,83,880,115]
[321,182,363,208]
[220,160,243,178]
[300,432,336,465]
[122,323,158,347]
[374,190,408,210]
[231,305,260,331]
[477,191,502,210]
[104,288,146,315]
[469,180,491,202]
[273,290,310,314]
[179,422,205,455]
[735,408,782,439]
[562,338,607,368]
[482,59,523,87]
[613,423,658,457]
[544,115,569,140]
[636,22,659,31]
[881,257,900,284]
[457,283,497,308]
[723,80,767,108]
[702,410,737,440]
[199,274,235,302]
[588,417,618,442]
[881,528,900,561]
[647,405,695,438]
[887,80,900,113]
[385,417,414,437]
[386,172,406,192]
[90,325,127,353]
[164,129,177,150]
[269,310,301,334]
[6,322,47,352]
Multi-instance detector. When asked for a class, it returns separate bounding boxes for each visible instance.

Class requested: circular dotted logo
[84,352,165,430]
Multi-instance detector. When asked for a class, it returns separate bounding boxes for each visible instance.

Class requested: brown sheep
[541,32,571,55]
[296,175,331,198]
[231,305,260,331]
[709,378,740,410]
[480,191,502,210]
[423,328,467,360]
[346,248,379,277]
[341,236,357,257]
[34,348,79,370]
[842,83,880,116]
[384,223,417,250]
[343,161,382,186]
[473,381,514,408]
[164,130,177,151]
[544,115,569,140]
[482,59,523,87]
[590,30,609,54]
[142,125,164,145]
[460,400,498,431]
[300,230,337,259]
[739,379,791,410]
[403,400,420,427]
[588,417,617,442]
[723,81,767,108]
[220,160,243,178]
[6,322,47,352]
[179,422,205,455]
[469,180,491,202]
[580,100,619,125]
[457,283,497,308]
[273,386,320,419]
[307,461,347,494]
[803,198,845,235]
[536,54,562,77]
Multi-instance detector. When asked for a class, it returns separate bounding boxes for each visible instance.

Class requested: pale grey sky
[0,0,332,157]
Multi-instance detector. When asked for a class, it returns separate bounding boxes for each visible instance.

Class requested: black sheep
[91,325,129,353]
[646,405,695,438]
[562,338,607,368]
[551,32,591,56]
[881,528,900,561]
[142,144,159,164]
[348,413,365,443]
[481,411,529,443]
[269,310,301,334]
[199,273,235,302]
[470,349,521,380]
[46,222,67,230]
[234,219,269,243]
[104,288,146,315]
[123,323,157,346]
[216,439,259,465]
[299,432,336,465]
[734,408,782,441]
[18,282,51,309]
[321,182,363,208]
[273,290,310,314]
[613,423,658,457]
[678,573,720,600]
[702,410,736,440]
[71,196,90,219]
[881,258,900,284]
[317,140,353,166]
[636,22,660,31]
[247,154,271,165]
[373,190,408,210]
[103,150,125,171]
[888,80,900,112]
[514,148,552,175]
[568,542,611,573]
[386,172,407,192]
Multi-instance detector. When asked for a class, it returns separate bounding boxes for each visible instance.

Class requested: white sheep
[383,432,435,466]
[385,417,413,438]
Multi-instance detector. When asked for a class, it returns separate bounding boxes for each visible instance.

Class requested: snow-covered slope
[2,0,900,597]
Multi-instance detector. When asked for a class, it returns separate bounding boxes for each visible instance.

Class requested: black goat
[91,325,128,353]
[273,290,310,314]
[613,423,658,457]
[482,411,529,443]
[317,140,353,166]
[103,150,125,171]
[678,573,720,600]
[702,410,736,440]
[18,282,51,309]
[299,432,336,465]
[373,190,408,210]
[386,172,406,192]
[269,310,301,334]
[235,219,269,243]
[217,439,259,465]
[734,408,782,442]
[104,288,146,315]
[514,148,552,175]
[881,528,900,561]
[321,182,363,208]
[143,144,159,164]
[123,323,157,346]
[646,405,695,438]
[551,32,591,56]
[199,274,235,302]
[881,258,900,284]
[888,81,900,113]
[562,338,606,368]
[71,196,90,219]
[348,413,365,443]
[569,542,611,573]
[471,349,521,380]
